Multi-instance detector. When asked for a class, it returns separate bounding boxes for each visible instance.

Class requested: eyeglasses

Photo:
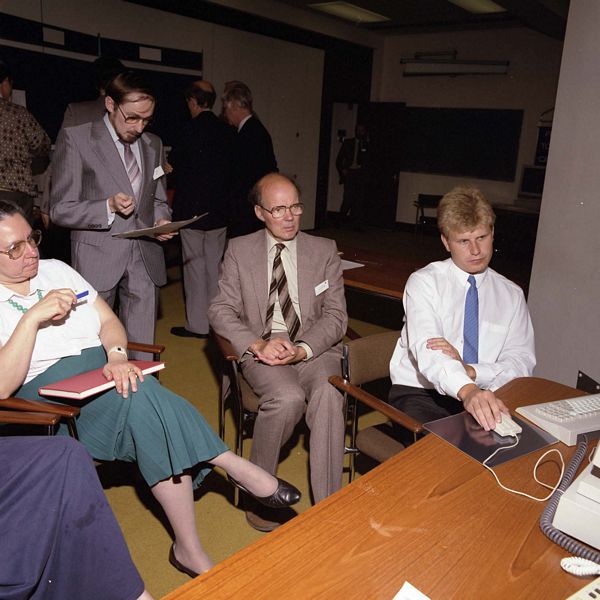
[259,203,304,219]
[0,230,42,260]
[117,104,153,126]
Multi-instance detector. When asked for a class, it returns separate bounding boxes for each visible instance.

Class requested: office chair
[414,194,442,236]
[213,330,260,456]
[329,330,424,482]
[1,341,164,439]
[214,327,361,457]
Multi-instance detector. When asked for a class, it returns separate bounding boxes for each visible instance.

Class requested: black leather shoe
[229,476,301,508]
[169,544,199,578]
[170,326,208,339]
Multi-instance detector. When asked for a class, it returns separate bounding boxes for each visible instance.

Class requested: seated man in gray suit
[208,173,347,531]
[50,71,174,357]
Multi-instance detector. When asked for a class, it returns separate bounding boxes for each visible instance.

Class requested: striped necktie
[463,275,479,364]
[121,141,142,199]
[262,243,301,341]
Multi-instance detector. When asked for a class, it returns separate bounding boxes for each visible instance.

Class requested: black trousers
[387,384,463,447]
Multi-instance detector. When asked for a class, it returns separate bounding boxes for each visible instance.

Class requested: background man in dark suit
[221,81,277,238]
[335,123,371,229]
[208,173,347,531]
[50,71,173,357]
[169,80,235,339]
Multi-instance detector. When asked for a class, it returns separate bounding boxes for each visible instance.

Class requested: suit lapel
[90,119,132,195]
[250,233,270,328]
[296,233,313,321]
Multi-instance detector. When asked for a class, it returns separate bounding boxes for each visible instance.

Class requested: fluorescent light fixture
[447,0,506,14]
[402,58,509,76]
[309,2,390,23]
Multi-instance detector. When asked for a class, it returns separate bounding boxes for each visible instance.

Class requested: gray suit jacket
[208,230,347,359]
[49,118,171,290]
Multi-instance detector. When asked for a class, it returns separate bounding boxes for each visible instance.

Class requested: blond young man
[388,187,535,440]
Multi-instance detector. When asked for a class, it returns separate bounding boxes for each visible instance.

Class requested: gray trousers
[181,227,227,334]
[100,242,157,360]
[241,344,345,503]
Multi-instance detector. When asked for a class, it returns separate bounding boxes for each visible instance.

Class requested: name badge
[153,165,165,180]
[315,280,329,296]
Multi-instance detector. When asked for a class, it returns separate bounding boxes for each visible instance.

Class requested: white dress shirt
[389,258,535,398]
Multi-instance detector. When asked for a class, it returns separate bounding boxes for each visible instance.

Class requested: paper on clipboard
[341,259,365,271]
[111,213,207,239]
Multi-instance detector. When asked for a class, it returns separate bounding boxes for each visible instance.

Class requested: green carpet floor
[102,262,387,598]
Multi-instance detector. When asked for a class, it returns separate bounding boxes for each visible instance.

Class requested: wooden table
[339,245,422,301]
[163,378,587,599]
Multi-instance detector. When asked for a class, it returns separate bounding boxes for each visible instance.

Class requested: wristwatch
[107,345,128,358]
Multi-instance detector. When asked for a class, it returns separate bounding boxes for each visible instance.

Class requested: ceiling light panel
[447,0,506,14]
[308,2,390,23]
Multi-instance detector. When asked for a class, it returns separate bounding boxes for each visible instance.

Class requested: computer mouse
[493,413,523,437]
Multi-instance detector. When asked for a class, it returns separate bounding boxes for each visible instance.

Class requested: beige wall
[0,0,325,227]
[369,28,563,224]
[528,0,600,387]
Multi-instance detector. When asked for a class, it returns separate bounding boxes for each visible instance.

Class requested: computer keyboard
[516,393,600,446]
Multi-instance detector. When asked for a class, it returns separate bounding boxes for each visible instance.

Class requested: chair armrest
[0,396,80,418]
[329,375,424,434]
[0,408,61,427]
[211,330,241,362]
[127,341,165,358]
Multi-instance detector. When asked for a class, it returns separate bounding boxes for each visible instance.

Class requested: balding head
[185,79,216,115]
[252,174,303,242]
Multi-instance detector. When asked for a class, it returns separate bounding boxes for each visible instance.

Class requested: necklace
[7,289,43,314]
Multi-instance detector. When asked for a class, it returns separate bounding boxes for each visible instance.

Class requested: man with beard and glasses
[50,71,173,357]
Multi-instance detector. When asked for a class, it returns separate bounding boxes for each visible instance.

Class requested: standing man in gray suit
[50,71,173,356]
[208,173,347,531]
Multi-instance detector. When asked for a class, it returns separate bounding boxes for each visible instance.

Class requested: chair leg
[219,373,231,441]
[66,417,79,440]
[350,395,359,482]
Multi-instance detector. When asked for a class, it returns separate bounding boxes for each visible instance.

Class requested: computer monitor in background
[519,165,546,199]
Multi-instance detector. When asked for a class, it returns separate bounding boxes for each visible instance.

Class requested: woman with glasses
[0,200,300,578]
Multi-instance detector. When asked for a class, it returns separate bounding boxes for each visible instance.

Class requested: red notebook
[38,360,165,400]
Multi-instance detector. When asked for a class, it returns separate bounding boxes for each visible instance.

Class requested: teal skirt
[17,346,229,489]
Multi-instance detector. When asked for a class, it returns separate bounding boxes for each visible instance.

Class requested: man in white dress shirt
[388,186,535,441]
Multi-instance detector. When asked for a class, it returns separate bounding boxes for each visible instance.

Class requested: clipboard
[111,213,207,239]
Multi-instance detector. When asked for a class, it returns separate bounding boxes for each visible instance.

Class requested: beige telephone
[553,447,600,550]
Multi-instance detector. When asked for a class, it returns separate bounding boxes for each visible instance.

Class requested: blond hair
[437,187,495,237]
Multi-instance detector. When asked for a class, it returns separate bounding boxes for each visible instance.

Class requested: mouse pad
[423,412,558,468]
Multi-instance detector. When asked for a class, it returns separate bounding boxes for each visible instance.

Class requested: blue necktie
[463,275,479,364]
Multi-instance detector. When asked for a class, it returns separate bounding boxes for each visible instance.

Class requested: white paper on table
[111,213,207,239]
[392,581,431,600]
[341,259,365,271]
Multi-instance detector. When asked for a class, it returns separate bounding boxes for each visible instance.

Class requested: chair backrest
[344,330,401,386]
